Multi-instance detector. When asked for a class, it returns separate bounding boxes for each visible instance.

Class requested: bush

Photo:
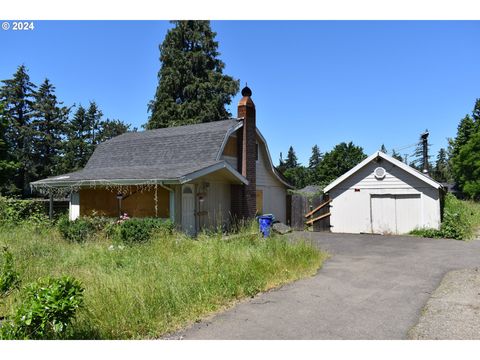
[113,218,174,244]
[0,246,19,296]
[0,276,84,340]
[0,196,45,225]
[57,216,96,243]
[410,193,480,240]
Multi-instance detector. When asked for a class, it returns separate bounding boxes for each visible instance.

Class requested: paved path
[172,232,480,339]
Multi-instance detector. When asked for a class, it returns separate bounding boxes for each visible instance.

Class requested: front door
[181,184,196,235]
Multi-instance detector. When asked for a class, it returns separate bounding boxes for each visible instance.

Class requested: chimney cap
[241,85,252,97]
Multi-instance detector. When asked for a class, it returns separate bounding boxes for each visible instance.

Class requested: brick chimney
[232,85,257,220]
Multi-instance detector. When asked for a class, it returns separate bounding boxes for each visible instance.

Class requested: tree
[146,20,239,129]
[432,148,450,183]
[0,103,19,194]
[277,152,286,173]
[0,65,37,196]
[450,114,476,159]
[284,146,299,170]
[61,103,131,173]
[316,142,367,184]
[473,98,480,123]
[96,119,132,144]
[391,149,404,162]
[452,131,480,199]
[380,144,387,154]
[61,105,90,172]
[308,145,322,169]
[31,79,70,179]
[283,166,309,189]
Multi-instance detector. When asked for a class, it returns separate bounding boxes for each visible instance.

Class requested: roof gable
[323,151,442,192]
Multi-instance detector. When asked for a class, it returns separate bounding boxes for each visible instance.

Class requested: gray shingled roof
[31,119,242,187]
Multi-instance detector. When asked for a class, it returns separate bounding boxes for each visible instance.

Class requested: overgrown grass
[410,193,480,240]
[0,222,325,339]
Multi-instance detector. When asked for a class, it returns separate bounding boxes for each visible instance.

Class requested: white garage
[323,151,443,235]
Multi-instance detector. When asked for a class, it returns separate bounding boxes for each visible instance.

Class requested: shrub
[0,196,45,225]
[114,218,174,244]
[410,193,479,240]
[57,216,96,243]
[0,246,19,296]
[0,276,84,340]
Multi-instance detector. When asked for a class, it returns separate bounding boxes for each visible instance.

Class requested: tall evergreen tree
[85,101,103,152]
[284,146,299,170]
[0,103,18,194]
[432,148,450,183]
[473,98,480,123]
[450,114,476,158]
[31,79,70,179]
[391,149,404,162]
[452,131,480,199]
[0,65,36,196]
[308,145,323,169]
[147,21,239,129]
[62,105,90,172]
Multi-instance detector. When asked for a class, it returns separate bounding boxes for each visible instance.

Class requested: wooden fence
[288,193,331,231]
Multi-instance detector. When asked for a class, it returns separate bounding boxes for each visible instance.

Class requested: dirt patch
[409,268,480,340]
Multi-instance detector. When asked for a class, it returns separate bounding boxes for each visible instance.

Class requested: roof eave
[323,151,442,193]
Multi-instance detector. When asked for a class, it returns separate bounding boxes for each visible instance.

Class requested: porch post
[169,189,175,222]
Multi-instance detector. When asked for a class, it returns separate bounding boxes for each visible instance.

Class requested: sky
[1,20,479,166]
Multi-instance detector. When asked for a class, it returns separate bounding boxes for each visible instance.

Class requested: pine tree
[473,98,480,124]
[452,131,480,199]
[308,145,322,169]
[0,65,37,196]
[285,146,299,170]
[0,103,19,194]
[31,79,70,179]
[62,105,90,172]
[391,149,404,162]
[146,21,239,129]
[432,148,451,183]
[451,114,475,158]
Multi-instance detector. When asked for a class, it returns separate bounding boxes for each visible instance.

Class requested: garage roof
[323,151,442,193]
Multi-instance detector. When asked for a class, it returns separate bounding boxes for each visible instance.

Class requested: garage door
[370,194,421,234]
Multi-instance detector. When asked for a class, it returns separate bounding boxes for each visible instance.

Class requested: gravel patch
[409,268,480,340]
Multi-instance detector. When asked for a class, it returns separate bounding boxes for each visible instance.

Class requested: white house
[323,151,443,235]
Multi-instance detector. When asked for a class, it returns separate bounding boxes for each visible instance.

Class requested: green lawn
[0,223,326,339]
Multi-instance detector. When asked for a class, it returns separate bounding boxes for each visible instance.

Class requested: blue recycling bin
[259,214,274,237]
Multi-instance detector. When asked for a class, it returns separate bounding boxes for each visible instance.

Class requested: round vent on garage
[374,167,386,179]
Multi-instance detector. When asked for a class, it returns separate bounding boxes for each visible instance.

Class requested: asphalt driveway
[172,232,480,339]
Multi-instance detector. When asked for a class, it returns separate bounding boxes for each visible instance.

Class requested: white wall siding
[328,159,441,234]
[69,192,80,220]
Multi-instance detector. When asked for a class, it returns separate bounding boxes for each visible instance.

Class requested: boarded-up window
[223,136,237,157]
[256,190,263,215]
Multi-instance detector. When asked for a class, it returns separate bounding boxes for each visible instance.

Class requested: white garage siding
[327,153,441,235]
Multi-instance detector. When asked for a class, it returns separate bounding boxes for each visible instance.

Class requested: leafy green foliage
[147,20,239,129]
[432,148,451,183]
[113,217,174,244]
[410,193,480,240]
[0,276,84,339]
[31,79,70,180]
[0,196,45,225]
[0,246,19,296]
[314,142,367,184]
[0,65,37,196]
[57,216,96,243]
